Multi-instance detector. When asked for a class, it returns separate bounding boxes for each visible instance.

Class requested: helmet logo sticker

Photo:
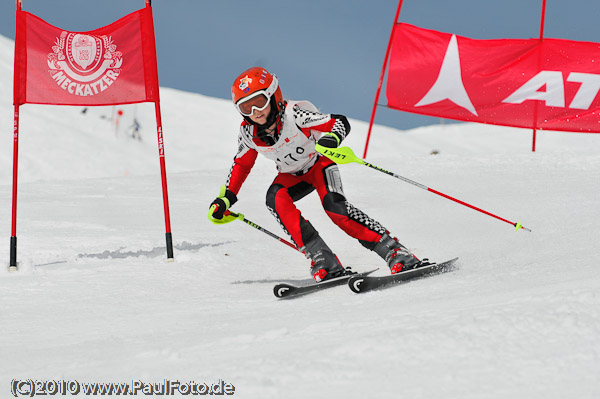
[239,75,252,93]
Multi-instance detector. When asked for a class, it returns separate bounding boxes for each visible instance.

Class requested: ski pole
[223,210,301,252]
[316,145,531,232]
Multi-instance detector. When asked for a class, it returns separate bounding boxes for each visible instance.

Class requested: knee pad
[266,183,285,210]
[323,192,348,216]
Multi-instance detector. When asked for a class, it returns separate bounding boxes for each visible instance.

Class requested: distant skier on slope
[209,67,426,282]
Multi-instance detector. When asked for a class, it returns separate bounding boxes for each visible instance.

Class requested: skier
[209,67,423,282]
[129,118,142,140]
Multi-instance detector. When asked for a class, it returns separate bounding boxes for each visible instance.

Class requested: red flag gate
[10,0,173,270]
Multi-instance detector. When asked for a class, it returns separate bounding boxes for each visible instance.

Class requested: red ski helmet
[231,67,284,123]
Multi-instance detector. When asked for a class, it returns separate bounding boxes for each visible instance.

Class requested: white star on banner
[415,34,478,116]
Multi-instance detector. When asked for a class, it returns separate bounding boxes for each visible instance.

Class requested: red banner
[386,23,600,133]
[14,7,159,106]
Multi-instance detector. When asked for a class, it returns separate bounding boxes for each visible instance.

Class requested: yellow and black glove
[316,132,341,149]
[208,185,237,222]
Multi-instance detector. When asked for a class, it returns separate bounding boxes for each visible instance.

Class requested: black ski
[348,257,459,293]
[274,269,378,299]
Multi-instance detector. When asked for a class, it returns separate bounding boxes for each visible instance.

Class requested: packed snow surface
[1,34,599,398]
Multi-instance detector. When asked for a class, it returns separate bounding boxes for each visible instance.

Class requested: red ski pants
[265,156,386,248]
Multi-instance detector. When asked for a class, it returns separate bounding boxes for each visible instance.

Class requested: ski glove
[209,185,238,221]
[316,132,341,149]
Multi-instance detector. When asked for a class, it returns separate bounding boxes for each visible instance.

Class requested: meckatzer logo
[47,32,123,97]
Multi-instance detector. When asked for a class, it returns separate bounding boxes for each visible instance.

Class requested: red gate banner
[386,23,600,133]
[10,2,173,269]
[14,7,159,106]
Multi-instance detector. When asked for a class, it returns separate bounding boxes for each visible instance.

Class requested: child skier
[209,67,423,282]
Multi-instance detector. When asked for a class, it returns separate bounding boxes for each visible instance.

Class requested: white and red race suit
[225,100,388,249]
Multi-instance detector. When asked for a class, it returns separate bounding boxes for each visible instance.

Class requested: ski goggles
[236,91,270,116]
[235,74,279,116]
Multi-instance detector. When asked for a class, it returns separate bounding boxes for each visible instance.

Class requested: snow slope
[1,35,600,398]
